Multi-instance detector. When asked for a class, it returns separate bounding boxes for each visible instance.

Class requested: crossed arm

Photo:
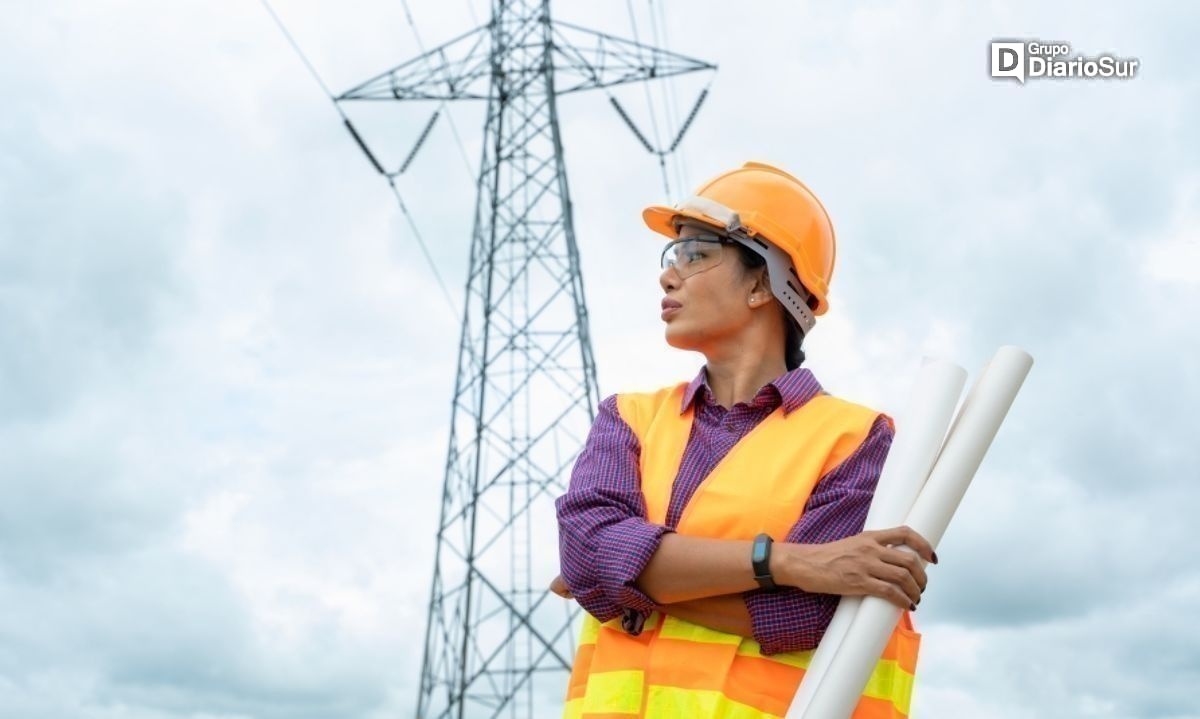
[553,394,898,654]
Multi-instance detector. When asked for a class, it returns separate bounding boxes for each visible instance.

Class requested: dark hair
[732,242,807,370]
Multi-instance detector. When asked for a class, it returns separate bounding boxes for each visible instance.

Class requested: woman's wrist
[770,542,814,591]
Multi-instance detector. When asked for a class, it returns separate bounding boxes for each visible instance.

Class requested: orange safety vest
[562,382,921,719]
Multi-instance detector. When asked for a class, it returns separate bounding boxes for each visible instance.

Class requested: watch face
[752,540,767,564]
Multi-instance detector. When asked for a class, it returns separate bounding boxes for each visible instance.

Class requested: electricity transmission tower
[337,2,714,716]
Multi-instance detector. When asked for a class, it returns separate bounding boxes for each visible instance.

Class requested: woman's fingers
[802,529,934,607]
[873,562,922,606]
[880,546,928,593]
[872,525,937,564]
[867,577,913,610]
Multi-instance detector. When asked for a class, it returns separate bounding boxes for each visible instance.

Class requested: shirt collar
[680,363,824,417]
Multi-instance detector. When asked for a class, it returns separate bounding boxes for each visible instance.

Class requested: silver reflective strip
[675,195,742,232]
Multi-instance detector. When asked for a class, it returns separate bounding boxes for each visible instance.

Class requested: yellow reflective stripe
[734,639,815,670]
[580,609,663,647]
[861,658,915,713]
[642,610,661,632]
[732,639,911,712]
[581,670,643,714]
[561,697,583,719]
[579,613,601,645]
[571,616,911,715]
[645,685,778,719]
[657,615,742,644]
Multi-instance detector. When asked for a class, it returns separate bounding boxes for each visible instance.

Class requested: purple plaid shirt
[554,363,895,655]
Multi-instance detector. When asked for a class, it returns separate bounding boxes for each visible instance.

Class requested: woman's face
[659,221,763,353]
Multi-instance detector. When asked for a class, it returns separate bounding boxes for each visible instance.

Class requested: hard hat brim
[642,204,726,240]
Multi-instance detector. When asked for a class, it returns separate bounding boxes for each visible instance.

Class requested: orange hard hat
[643,161,837,323]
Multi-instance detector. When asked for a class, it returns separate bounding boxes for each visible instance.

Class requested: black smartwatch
[751,533,778,591]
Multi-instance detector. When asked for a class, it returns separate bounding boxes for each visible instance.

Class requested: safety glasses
[660,234,738,279]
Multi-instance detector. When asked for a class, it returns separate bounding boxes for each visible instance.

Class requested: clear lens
[660,236,729,279]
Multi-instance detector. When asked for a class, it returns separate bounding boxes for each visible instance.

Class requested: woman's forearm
[631,525,934,614]
[659,594,754,637]
[634,532,783,604]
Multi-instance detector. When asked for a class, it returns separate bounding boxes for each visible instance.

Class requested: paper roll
[801,345,1034,719]
[785,357,967,718]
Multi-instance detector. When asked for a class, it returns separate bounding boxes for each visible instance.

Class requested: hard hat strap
[730,232,817,335]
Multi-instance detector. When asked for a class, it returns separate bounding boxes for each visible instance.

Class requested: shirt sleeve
[555,394,676,626]
[742,414,895,655]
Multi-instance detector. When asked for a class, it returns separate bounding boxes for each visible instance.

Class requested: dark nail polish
[910,602,917,611]
[931,551,939,564]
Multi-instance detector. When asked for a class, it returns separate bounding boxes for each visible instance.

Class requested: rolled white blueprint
[801,345,1034,719]
[862,357,967,532]
[785,357,967,718]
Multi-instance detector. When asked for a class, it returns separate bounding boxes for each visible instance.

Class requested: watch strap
[751,532,778,591]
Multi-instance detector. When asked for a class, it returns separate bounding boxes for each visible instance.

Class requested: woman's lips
[661,299,682,320]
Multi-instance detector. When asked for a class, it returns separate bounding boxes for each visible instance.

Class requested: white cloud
[1141,175,1200,284]
[2,0,1198,717]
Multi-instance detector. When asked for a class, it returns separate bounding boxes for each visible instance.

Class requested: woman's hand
[549,574,574,599]
[776,525,937,610]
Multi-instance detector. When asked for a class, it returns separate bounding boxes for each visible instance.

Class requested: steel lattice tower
[338,2,713,716]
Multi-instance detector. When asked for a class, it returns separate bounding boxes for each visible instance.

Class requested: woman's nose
[659,263,681,291]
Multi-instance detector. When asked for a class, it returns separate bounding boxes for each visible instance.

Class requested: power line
[649,0,690,197]
[386,176,461,317]
[624,0,671,199]
[257,0,460,322]
[258,0,342,113]
[459,0,481,27]
[399,0,478,183]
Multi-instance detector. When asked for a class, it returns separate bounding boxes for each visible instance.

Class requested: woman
[552,161,934,719]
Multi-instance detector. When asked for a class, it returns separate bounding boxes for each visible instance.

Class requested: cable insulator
[667,87,708,153]
[609,96,656,154]
[343,118,386,175]
[400,110,441,174]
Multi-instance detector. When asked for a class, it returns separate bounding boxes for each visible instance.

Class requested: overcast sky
[3,0,1198,717]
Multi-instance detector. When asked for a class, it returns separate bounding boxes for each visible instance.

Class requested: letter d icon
[990,41,1025,84]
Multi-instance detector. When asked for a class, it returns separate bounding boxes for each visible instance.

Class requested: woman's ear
[755,267,772,296]
[747,269,773,308]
